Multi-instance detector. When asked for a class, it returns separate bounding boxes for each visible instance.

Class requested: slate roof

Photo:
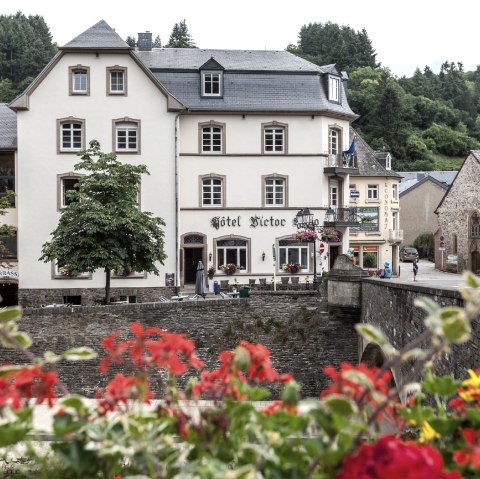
[398,171,457,194]
[350,129,400,178]
[0,104,17,150]
[61,20,130,50]
[136,49,357,116]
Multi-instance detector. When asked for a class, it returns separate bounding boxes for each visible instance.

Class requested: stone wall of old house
[2,289,359,399]
[436,153,480,272]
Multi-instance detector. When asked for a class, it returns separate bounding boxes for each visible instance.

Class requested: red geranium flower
[453,428,480,469]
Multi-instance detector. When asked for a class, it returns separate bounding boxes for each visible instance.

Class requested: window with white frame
[392,211,399,231]
[264,177,285,207]
[367,184,379,201]
[202,125,223,153]
[263,123,287,154]
[107,66,127,95]
[216,238,248,271]
[202,71,222,96]
[392,183,399,201]
[279,239,308,272]
[69,66,90,95]
[202,177,223,206]
[329,128,340,155]
[113,119,140,153]
[329,180,339,206]
[328,75,340,102]
[58,119,85,153]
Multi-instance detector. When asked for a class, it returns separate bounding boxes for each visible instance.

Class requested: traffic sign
[439,241,445,248]
[319,243,325,254]
[440,235,445,241]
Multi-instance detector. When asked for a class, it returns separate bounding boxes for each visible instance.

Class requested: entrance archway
[472,250,480,274]
[181,233,206,285]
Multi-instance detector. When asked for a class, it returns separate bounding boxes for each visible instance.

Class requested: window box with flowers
[294,230,318,242]
[319,227,342,243]
[220,263,239,276]
[281,262,301,274]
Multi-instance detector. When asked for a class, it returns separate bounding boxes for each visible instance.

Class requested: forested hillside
[2,13,479,171]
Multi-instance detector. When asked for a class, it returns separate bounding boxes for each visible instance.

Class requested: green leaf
[414,296,441,316]
[60,394,90,414]
[401,348,427,362]
[322,395,357,416]
[355,324,397,354]
[44,351,62,363]
[62,347,97,361]
[422,374,461,396]
[281,380,300,406]
[53,412,85,437]
[467,408,480,426]
[441,311,471,344]
[429,417,463,436]
[0,422,30,446]
[0,305,22,323]
[1,331,32,349]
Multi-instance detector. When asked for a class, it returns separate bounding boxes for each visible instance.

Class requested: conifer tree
[165,20,196,48]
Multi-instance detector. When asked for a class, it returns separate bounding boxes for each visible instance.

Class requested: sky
[4,0,479,78]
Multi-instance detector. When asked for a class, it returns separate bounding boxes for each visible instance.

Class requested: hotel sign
[210,215,287,230]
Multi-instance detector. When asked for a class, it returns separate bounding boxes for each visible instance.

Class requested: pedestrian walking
[413,259,419,282]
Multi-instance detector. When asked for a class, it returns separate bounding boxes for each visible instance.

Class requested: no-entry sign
[319,243,325,254]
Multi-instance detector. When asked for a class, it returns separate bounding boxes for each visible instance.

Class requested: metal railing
[323,153,358,169]
[324,207,359,226]
[388,229,404,243]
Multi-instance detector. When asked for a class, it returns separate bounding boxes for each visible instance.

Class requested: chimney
[137,31,152,51]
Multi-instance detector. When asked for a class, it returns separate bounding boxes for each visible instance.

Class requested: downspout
[174,110,185,294]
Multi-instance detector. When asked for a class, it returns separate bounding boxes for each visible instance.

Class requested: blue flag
[342,136,356,157]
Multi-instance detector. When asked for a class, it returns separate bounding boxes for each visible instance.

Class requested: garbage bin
[239,287,250,298]
[213,281,220,295]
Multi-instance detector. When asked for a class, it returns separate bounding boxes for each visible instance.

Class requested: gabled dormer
[199,57,224,98]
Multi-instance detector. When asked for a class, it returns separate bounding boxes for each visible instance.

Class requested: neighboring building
[0,104,17,305]
[9,20,361,306]
[399,172,454,248]
[348,131,402,274]
[435,151,480,273]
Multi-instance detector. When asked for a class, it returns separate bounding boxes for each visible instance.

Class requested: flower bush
[58,265,78,277]
[220,262,239,275]
[295,230,318,242]
[0,272,480,478]
[319,227,342,243]
[207,264,216,279]
[281,261,302,273]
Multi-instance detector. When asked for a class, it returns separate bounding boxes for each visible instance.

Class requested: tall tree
[125,35,136,48]
[0,12,57,101]
[152,35,162,48]
[287,21,377,72]
[40,141,167,303]
[165,20,196,48]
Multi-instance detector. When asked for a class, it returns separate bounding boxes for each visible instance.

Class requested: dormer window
[202,71,222,97]
[328,75,340,103]
[385,153,392,170]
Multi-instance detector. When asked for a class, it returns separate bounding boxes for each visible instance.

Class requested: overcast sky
[5,0,479,77]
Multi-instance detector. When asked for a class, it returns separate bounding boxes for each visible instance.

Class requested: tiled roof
[136,49,356,116]
[398,171,457,193]
[61,20,130,50]
[350,128,400,178]
[0,104,16,149]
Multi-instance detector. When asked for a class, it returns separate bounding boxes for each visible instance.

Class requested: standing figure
[413,259,419,282]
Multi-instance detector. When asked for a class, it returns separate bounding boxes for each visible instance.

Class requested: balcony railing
[388,229,404,243]
[323,153,358,169]
[324,207,360,227]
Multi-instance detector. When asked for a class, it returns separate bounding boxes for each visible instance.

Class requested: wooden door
[472,250,480,274]
[184,248,203,284]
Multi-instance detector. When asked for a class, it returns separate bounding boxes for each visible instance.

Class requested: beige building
[348,132,402,274]
[399,175,450,248]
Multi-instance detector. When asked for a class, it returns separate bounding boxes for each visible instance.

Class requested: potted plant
[319,227,342,243]
[207,264,216,280]
[220,263,239,276]
[281,262,301,274]
[294,230,318,242]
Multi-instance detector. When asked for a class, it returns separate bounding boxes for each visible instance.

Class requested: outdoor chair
[158,296,170,303]
[248,278,256,288]
[220,280,230,291]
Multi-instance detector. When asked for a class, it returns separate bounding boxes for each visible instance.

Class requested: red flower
[240,341,279,383]
[453,428,480,469]
[336,436,464,479]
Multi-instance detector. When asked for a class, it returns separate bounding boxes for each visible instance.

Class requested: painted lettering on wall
[210,215,286,229]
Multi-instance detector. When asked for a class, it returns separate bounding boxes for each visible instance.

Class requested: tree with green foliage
[413,232,434,259]
[40,141,167,303]
[287,21,377,72]
[0,192,16,266]
[165,20,196,48]
[152,35,162,48]
[0,12,57,102]
[125,35,136,48]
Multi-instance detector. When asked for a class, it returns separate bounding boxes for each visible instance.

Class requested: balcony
[388,229,404,244]
[324,207,360,227]
[323,153,359,175]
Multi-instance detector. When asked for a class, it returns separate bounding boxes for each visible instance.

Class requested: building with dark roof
[9,20,363,306]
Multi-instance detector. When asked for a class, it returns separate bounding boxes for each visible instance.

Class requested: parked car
[400,247,419,262]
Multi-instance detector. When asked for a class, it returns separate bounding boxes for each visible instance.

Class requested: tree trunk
[105,268,111,304]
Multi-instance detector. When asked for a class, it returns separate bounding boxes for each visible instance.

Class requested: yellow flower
[459,387,476,402]
[462,369,480,388]
[419,421,440,443]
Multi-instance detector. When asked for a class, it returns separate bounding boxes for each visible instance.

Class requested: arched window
[57,118,85,153]
[200,174,225,207]
[215,236,250,272]
[471,211,480,238]
[113,117,141,153]
[262,122,288,154]
[199,121,225,154]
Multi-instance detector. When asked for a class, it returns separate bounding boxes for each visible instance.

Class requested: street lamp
[294,208,319,288]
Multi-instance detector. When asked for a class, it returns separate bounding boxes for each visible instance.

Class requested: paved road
[388,259,463,291]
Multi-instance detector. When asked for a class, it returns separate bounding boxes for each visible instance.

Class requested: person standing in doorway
[413,258,419,282]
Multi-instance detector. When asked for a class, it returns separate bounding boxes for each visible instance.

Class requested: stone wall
[361,278,479,385]
[18,286,175,307]
[3,289,359,399]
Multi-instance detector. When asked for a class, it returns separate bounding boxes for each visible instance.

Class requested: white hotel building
[5,20,372,306]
